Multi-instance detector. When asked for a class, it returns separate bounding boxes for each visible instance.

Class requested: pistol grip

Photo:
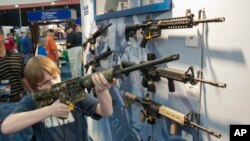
[140,37,148,48]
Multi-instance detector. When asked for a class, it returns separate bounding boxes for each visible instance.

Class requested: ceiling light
[15,5,19,8]
[51,2,55,5]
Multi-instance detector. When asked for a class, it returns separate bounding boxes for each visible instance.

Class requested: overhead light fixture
[51,2,55,5]
[15,5,19,8]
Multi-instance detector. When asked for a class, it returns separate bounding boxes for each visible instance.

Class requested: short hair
[26,31,31,36]
[38,37,47,46]
[64,25,71,32]
[25,55,60,91]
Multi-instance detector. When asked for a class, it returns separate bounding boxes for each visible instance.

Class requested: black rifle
[124,92,221,138]
[82,23,112,52]
[125,9,225,47]
[121,62,226,92]
[32,54,180,109]
[85,47,113,73]
[142,66,226,92]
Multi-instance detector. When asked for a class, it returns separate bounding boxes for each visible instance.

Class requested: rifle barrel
[155,68,227,88]
[119,54,179,75]
[194,17,225,24]
[193,78,227,88]
[125,24,148,30]
[189,121,222,138]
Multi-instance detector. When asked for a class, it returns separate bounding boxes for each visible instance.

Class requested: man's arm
[52,50,59,61]
[66,33,73,48]
[50,39,59,61]
[66,42,72,47]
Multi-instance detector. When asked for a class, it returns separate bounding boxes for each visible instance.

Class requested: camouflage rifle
[85,47,113,73]
[125,9,225,48]
[32,54,180,109]
[124,92,222,138]
[82,23,112,53]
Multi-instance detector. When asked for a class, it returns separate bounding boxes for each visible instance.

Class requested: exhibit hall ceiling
[0,0,80,10]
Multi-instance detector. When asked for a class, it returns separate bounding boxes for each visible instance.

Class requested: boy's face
[36,71,61,91]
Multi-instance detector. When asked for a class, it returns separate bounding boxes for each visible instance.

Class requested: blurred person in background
[76,25,82,38]
[13,31,22,54]
[37,37,47,56]
[21,31,33,63]
[4,33,16,53]
[46,29,59,65]
[65,25,82,77]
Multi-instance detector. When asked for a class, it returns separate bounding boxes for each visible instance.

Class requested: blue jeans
[0,102,33,141]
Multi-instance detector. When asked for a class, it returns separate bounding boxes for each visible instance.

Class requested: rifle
[85,47,113,73]
[82,23,112,52]
[142,66,226,92]
[124,92,221,138]
[125,9,225,48]
[32,54,180,109]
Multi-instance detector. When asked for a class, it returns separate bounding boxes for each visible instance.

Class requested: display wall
[81,0,250,141]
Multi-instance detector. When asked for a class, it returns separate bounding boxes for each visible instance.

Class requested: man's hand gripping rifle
[124,92,222,138]
[82,23,112,53]
[125,9,225,48]
[32,54,180,110]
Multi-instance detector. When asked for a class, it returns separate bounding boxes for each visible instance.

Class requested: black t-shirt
[66,31,82,49]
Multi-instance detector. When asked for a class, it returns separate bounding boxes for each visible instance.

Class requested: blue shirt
[13,94,101,141]
[21,36,33,54]
[37,46,47,56]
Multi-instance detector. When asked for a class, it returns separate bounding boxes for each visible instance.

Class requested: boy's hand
[91,73,116,94]
[48,99,71,119]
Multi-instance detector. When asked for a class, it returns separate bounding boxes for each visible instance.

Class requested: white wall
[167,0,250,141]
[82,0,250,141]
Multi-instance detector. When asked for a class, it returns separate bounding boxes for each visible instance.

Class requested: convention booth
[27,8,78,62]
